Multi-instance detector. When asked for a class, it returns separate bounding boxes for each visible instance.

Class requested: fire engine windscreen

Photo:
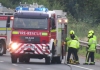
[13,18,48,29]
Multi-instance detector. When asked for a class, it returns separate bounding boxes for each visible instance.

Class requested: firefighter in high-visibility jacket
[88,30,97,41]
[66,30,79,42]
[66,30,79,62]
[67,35,80,64]
[83,33,97,65]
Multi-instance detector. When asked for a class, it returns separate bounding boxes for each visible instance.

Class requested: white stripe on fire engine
[14,44,49,54]
[10,43,22,53]
[20,44,37,54]
[34,44,43,54]
[15,44,25,53]
[42,44,50,54]
[20,44,40,54]
[32,44,40,54]
[19,44,34,54]
[38,44,50,54]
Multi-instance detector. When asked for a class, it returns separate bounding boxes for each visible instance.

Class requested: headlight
[11,43,18,50]
[43,46,46,50]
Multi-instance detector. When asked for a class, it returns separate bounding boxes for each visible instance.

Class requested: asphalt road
[0,52,100,70]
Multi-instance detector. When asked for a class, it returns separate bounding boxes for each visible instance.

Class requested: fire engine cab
[7,3,68,64]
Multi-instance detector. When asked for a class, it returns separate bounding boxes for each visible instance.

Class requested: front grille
[20,36,40,44]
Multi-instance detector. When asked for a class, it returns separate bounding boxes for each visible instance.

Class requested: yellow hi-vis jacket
[66,35,79,41]
[68,39,80,49]
[88,37,97,52]
[66,35,79,47]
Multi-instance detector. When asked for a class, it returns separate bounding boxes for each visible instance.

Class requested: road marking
[69,64,93,70]
[26,68,32,70]
[62,61,93,70]
[0,61,4,62]
[12,64,18,66]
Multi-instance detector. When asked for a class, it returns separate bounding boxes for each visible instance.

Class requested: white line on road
[12,64,18,66]
[69,64,94,70]
[62,61,93,70]
[26,68,32,70]
[0,61,4,62]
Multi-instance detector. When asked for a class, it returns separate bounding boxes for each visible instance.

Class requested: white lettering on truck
[19,31,41,35]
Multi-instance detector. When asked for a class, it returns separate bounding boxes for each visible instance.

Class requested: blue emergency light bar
[15,6,29,11]
[15,6,48,12]
[34,7,48,12]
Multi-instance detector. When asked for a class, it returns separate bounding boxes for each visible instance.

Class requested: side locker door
[53,10,63,55]
[7,15,14,46]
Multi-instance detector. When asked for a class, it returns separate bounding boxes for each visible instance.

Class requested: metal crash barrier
[79,40,100,53]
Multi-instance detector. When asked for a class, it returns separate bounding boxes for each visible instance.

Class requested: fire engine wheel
[51,57,55,64]
[55,56,62,64]
[24,57,30,63]
[0,43,4,56]
[45,57,51,64]
[11,54,17,63]
[19,57,24,63]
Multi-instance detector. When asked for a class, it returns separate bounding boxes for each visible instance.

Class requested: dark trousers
[85,51,94,62]
[67,47,79,62]
[73,49,79,61]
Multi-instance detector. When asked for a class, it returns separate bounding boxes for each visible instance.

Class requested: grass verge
[78,47,100,60]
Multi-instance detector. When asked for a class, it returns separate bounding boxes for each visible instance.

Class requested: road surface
[0,52,100,70]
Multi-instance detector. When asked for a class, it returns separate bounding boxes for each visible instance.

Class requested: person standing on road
[66,30,79,63]
[83,33,97,65]
[67,34,80,64]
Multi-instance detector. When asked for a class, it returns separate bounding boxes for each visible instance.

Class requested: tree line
[0,0,100,24]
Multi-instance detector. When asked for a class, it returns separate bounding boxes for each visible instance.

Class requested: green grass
[67,14,100,43]
[78,47,100,60]
[66,14,100,59]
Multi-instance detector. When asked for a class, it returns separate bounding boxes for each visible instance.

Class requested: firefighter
[66,30,79,63]
[67,34,80,64]
[88,30,97,41]
[83,33,97,65]
[66,30,79,41]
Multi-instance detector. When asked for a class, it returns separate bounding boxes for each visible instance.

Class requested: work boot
[83,62,88,65]
[76,62,80,65]
[73,61,80,65]
[69,59,73,64]
[89,62,95,65]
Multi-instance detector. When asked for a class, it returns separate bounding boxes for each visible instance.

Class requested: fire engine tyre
[24,57,30,63]
[45,57,51,64]
[11,54,17,63]
[52,43,55,55]
[0,40,6,56]
[56,56,62,64]
[0,43,4,56]
[51,57,55,64]
[19,57,24,63]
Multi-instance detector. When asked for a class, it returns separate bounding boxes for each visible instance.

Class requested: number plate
[27,46,34,49]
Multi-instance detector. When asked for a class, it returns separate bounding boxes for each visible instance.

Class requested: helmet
[88,30,94,34]
[88,33,93,38]
[70,30,75,34]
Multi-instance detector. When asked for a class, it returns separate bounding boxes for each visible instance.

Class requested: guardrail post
[80,45,82,50]
[96,49,97,53]
[96,49,100,54]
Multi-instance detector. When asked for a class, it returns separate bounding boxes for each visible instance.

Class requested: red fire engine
[0,12,14,56]
[7,3,68,64]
